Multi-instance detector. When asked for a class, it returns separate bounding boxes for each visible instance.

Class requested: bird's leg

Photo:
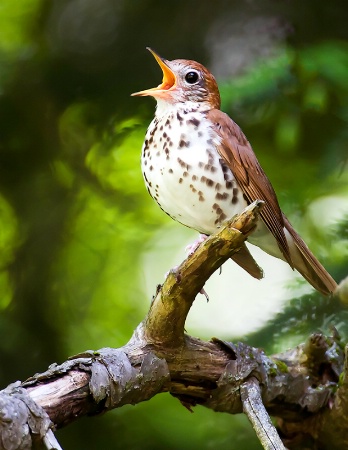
[200,287,209,302]
[185,233,208,255]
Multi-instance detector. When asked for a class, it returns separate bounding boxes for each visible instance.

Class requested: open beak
[131,48,176,97]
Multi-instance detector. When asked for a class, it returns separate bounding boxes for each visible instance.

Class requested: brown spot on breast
[189,184,197,193]
[149,165,153,171]
[215,183,221,191]
[201,175,217,188]
[179,139,190,148]
[183,171,189,177]
[232,188,239,204]
[226,181,233,189]
[212,203,219,210]
[177,112,183,122]
[177,157,191,170]
[179,178,183,184]
[198,190,205,202]
[177,158,186,168]
[187,117,200,129]
[220,159,229,173]
[169,168,173,173]
[216,192,229,200]
[150,125,157,135]
[192,174,197,181]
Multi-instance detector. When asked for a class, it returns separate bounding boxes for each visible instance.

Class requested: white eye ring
[185,70,200,84]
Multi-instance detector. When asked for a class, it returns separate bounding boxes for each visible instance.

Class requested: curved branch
[0,202,345,450]
[144,200,264,346]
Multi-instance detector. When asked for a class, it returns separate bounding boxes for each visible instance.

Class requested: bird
[132,48,337,296]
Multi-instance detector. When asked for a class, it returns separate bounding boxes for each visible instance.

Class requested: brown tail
[231,243,264,279]
[283,214,337,296]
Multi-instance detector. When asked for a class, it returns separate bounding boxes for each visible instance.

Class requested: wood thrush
[132,48,337,296]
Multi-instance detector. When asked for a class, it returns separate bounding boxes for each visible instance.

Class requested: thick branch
[9,330,341,450]
[144,200,264,346]
[0,203,345,450]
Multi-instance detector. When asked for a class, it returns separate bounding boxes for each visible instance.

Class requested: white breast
[141,107,248,235]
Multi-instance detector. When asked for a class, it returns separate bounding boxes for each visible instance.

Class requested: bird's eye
[185,71,199,84]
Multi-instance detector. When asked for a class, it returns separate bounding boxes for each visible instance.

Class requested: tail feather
[283,215,337,296]
[231,243,264,279]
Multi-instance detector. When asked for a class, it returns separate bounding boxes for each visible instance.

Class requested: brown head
[132,48,221,110]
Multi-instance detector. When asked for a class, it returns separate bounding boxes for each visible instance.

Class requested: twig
[43,429,64,450]
[241,377,286,450]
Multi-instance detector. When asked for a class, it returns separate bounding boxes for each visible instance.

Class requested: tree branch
[241,377,286,450]
[0,201,345,450]
[145,200,264,346]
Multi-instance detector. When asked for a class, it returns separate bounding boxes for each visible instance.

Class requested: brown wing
[207,109,293,266]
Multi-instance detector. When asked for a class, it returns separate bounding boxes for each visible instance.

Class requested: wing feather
[207,109,293,265]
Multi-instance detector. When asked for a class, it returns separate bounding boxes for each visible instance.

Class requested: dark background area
[0,1,347,448]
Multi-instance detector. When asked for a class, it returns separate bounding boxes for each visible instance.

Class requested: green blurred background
[0,1,347,448]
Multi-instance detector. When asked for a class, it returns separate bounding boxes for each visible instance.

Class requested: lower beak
[131,48,176,97]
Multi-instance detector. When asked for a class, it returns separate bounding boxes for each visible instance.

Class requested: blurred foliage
[0,1,347,449]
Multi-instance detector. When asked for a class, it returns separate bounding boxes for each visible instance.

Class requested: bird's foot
[185,234,208,255]
[200,287,209,302]
[165,265,179,279]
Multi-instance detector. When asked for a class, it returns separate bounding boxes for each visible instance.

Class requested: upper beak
[131,48,176,97]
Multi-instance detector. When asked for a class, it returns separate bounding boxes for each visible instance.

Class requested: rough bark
[0,201,346,450]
